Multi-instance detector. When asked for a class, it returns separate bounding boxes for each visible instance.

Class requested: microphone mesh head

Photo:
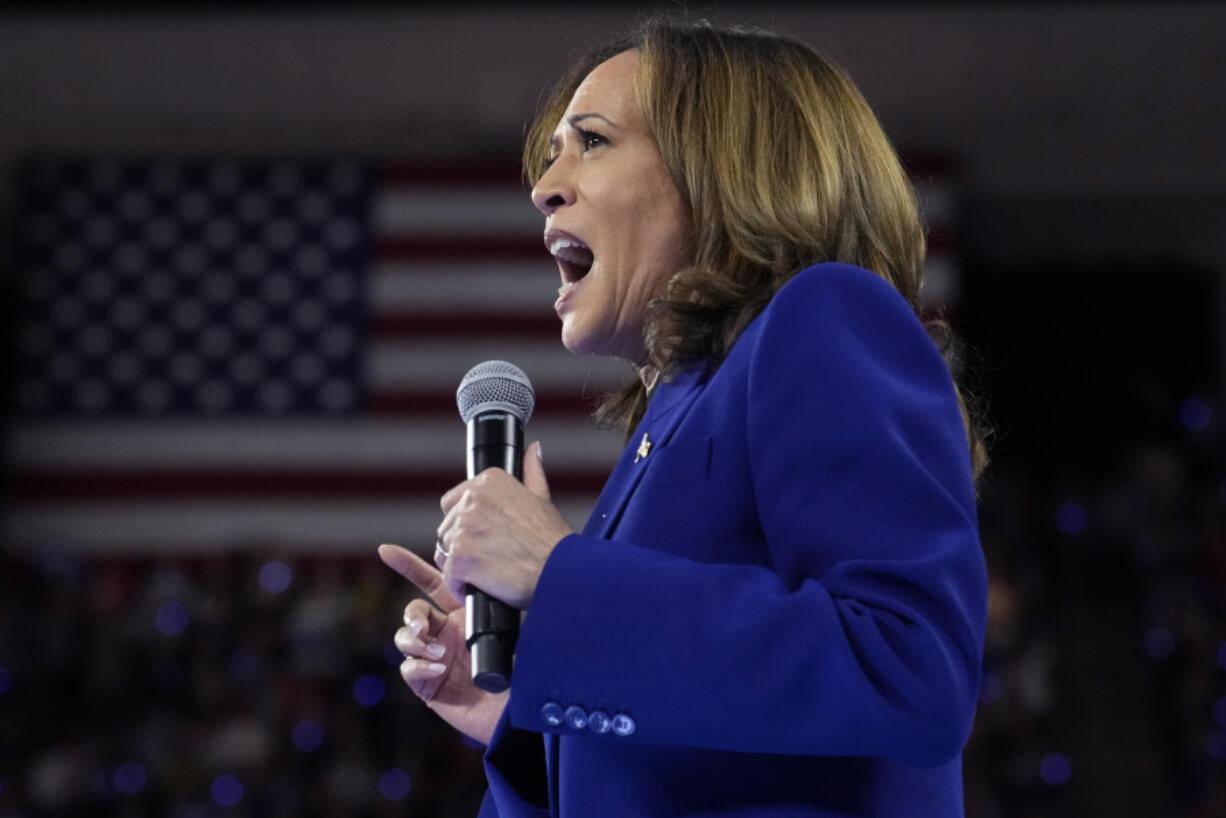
[456,360,535,424]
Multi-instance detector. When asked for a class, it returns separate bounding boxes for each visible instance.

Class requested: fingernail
[536,441,544,462]
[425,642,445,659]
[401,656,415,670]
[425,662,446,675]
[409,619,424,637]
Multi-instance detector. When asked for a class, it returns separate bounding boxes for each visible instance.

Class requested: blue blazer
[479,263,987,817]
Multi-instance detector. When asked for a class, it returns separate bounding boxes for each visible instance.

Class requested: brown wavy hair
[523,19,989,482]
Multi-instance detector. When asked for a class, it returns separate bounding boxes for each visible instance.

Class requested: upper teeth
[549,237,592,264]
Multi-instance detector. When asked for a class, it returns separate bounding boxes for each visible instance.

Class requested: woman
[379,19,988,817]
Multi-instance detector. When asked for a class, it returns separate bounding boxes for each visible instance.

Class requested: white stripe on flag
[7,419,624,471]
[372,261,556,312]
[368,339,632,392]
[374,186,540,237]
[8,498,601,553]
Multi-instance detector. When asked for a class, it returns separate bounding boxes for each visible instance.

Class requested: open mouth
[548,234,594,283]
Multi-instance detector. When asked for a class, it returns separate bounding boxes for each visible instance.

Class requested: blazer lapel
[584,366,708,540]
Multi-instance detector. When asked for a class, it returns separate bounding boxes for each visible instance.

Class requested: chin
[560,320,614,359]
[560,329,600,357]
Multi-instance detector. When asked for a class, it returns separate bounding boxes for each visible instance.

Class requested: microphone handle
[465,412,523,693]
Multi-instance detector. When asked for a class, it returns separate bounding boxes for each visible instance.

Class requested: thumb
[522,440,551,500]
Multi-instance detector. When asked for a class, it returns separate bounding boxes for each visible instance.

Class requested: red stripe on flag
[9,468,610,502]
[369,390,607,419]
[372,312,561,341]
[381,163,524,185]
[376,237,545,260]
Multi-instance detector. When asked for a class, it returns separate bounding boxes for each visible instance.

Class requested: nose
[530,161,575,216]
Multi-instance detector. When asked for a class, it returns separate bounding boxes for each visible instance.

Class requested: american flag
[4,155,956,555]
[4,157,629,554]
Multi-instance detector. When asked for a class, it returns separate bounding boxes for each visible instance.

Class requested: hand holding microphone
[379,360,570,732]
[379,435,563,740]
[437,361,573,691]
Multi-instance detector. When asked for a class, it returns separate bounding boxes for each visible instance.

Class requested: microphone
[455,360,536,693]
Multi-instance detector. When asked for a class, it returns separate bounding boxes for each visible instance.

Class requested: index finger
[377,543,462,612]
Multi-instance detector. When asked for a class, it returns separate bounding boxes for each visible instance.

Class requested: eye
[578,129,607,152]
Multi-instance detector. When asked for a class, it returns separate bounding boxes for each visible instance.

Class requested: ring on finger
[434,540,450,564]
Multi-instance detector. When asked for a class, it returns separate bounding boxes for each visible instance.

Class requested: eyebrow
[548,113,617,148]
[567,112,616,128]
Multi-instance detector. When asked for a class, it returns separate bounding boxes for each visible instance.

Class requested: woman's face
[531,50,690,364]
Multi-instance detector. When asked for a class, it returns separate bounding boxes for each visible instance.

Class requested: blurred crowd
[0,548,487,817]
[964,396,1225,817]
[1,409,1223,817]
[1114,438,1226,816]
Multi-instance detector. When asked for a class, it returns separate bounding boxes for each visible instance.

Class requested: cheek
[631,205,689,287]
[638,174,689,267]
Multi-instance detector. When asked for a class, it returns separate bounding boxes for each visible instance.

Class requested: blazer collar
[583,364,708,539]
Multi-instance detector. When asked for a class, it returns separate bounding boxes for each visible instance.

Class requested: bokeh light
[258,560,292,594]
[378,768,412,801]
[114,761,147,795]
[291,719,324,752]
[211,774,243,807]
[352,674,386,708]
[1039,753,1072,786]
[1214,697,1226,729]
[155,601,189,636]
[1055,503,1087,535]
[1179,397,1211,430]
[1144,627,1176,660]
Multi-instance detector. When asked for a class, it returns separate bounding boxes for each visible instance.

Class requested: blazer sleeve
[507,265,988,767]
